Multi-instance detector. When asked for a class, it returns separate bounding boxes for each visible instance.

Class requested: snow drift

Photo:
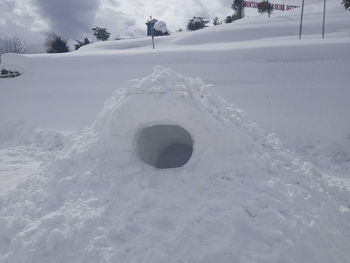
[0,67,350,263]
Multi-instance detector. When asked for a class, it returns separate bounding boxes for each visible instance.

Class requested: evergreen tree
[258,0,274,17]
[92,26,111,41]
[74,37,92,50]
[231,0,245,19]
[187,17,209,31]
[342,0,350,10]
[46,33,69,53]
[213,17,222,26]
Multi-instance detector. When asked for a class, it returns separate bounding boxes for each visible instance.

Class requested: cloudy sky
[0,0,236,48]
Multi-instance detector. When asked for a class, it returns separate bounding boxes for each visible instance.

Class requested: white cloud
[0,0,237,45]
[0,0,48,44]
[33,0,100,39]
[97,0,234,37]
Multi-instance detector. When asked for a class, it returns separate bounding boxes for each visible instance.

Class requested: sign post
[322,0,326,38]
[152,28,155,49]
[299,0,305,39]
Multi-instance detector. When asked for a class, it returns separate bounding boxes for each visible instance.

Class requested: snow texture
[1,67,349,263]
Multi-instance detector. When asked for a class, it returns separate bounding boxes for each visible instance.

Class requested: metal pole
[241,0,245,18]
[299,0,305,39]
[152,28,155,49]
[322,0,326,38]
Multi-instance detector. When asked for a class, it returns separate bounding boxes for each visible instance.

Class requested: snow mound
[1,67,350,263]
[0,53,27,74]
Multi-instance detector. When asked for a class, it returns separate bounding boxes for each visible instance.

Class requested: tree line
[45,26,110,53]
[1,0,349,56]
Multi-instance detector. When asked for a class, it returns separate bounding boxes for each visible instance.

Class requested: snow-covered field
[1,0,350,262]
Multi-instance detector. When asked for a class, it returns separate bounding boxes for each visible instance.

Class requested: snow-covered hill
[0,0,350,262]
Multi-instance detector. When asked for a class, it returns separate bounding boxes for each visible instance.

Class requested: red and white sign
[243,1,299,11]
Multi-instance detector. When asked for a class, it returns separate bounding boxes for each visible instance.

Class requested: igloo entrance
[136,125,193,169]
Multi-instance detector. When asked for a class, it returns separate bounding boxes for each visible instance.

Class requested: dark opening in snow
[137,125,193,169]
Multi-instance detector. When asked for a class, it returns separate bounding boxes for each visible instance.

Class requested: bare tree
[0,36,27,56]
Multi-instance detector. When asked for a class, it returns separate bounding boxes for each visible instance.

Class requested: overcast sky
[0,0,237,48]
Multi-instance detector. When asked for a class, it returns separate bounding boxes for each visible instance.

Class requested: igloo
[87,65,257,172]
[1,67,350,263]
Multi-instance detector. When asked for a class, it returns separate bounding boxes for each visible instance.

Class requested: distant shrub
[212,17,222,26]
[187,17,209,31]
[342,0,350,10]
[45,33,69,53]
[258,0,274,17]
[75,37,92,50]
[92,26,111,41]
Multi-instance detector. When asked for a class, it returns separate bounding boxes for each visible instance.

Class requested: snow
[1,66,350,262]
[192,17,204,24]
[1,0,350,262]
[153,21,168,34]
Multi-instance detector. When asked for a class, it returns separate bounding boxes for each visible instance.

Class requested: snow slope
[1,0,350,262]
